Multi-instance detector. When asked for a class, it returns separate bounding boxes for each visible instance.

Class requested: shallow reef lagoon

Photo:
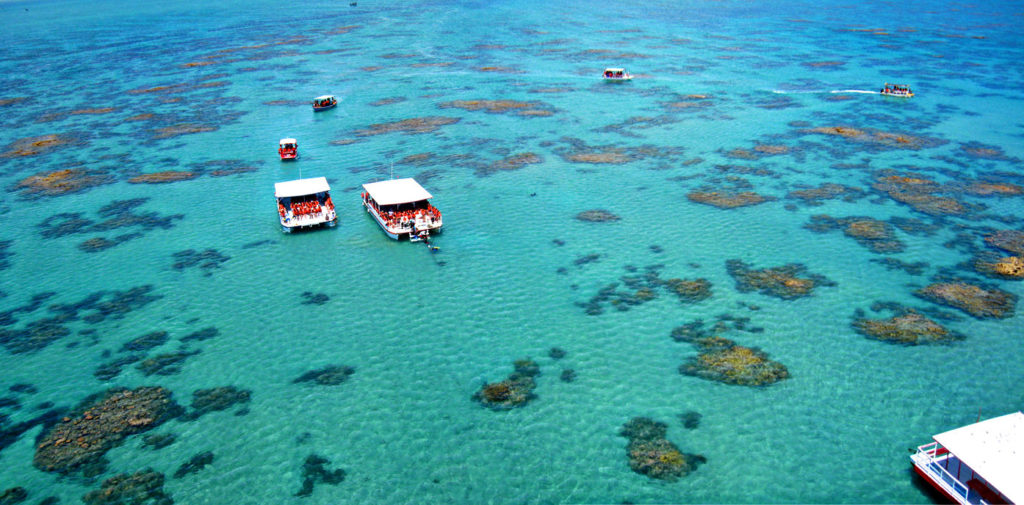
[1,0,1023,503]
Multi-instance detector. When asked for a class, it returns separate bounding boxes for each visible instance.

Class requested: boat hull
[911,463,966,505]
[313,103,336,111]
[279,151,297,160]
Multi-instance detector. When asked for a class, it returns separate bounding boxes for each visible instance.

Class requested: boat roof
[362,178,432,205]
[280,138,297,144]
[314,95,334,100]
[605,68,626,72]
[933,411,1024,503]
[275,176,330,198]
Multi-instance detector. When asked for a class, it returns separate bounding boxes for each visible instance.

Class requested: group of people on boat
[280,197,333,219]
[313,97,336,108]
[384,206,441,229]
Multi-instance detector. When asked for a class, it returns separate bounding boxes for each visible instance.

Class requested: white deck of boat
[362,178,432,206]
[933,412,1024,503]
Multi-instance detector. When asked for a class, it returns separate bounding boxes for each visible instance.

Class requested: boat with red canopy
[278,138,297,160]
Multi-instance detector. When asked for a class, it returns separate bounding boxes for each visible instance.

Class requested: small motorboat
[312,95,337,111]
[278,138,297,160]
[602,68,633,81]
[880,83,913,98]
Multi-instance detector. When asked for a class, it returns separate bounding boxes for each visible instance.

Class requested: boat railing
[913,443,989,505]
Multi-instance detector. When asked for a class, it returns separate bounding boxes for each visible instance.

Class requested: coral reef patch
[182,386,251,421]
[82,469,173,505]
[575,209,620,222]
[804,215,905,253]
[34,387,181,475]
[472,359,540,410]
[292,365,355,386]
[915,281,1016,319]
[726,259,835,299]
[295,454,346,497]
[173,451,214,479]
[171,249,230,275]
[852,308,964,345]
[620,417,705,481]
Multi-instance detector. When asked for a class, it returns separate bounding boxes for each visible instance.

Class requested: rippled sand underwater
[1,0,1023,503]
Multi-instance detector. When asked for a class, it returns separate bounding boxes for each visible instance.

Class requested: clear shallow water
[1,0,1023,503]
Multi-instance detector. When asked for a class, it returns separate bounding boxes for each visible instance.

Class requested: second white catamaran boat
[361,178,442,241]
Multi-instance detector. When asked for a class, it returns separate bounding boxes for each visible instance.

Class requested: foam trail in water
[832,89,878,94]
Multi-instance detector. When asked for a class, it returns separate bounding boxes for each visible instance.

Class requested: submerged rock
[575,209,620,222]
[137,350,200,376]
[0,487,27,504]
[183,386,251,421]
[620,417,705,481]
[916,282,1016,319]
[472,359,540,410]
[679,336,788,387]
[687,190,773,209]
[34,387,181,475]
[292,365,355,386]
[173,451,214,479]
[726,259,834,299]
[852,310,963,345]
[82,469,172,505]
[295,454,346,497]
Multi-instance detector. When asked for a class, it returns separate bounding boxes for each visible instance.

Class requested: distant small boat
[602,68,632,81]
[880,82,913,97]
[361,178,442,241]
[278,138,297,160]
[274,176,337,232]
[312,95,337,111]
[910,411,1022,505]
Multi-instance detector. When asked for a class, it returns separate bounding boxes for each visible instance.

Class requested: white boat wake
[771,88,879,95]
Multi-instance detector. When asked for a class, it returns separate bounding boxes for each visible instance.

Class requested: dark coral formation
[171,249,230,275]
[785,183,867,206]
[548,347,566,359]
[295,454,346,497]
[726,259,834,299]
[679,411,702,430]
[479,152,543,176]
[354,116,460,136]
[142,433,176,450]
[804,215,905,253]
[82,469,173,505]
[120,331,170,353]
[37,199,183,253]
[620,417,705,481]
[137,350,200,376]
[438,99,554,117]
[127,171,200,184]
[180,327,219,343]
[687,190,773,209]
[173,451,214,479]
[13,168,115,198]
[973,254,1024,280]
[552,137,684,168]
[680,341,789,386]
[915,282,1016,319]
[575,209,620,222]
[853,308,964,345]
[559,369,576,382]
[34,387,181,475]
[2,134,79,159]
[94,355,144,381]
[871,174,968,217]
[578,264,712,315]
[299,292,330,305]
[984,230,1024,255]
[183,386,251,421]
[804,126,946,151]
[292,365,355,386]
[472,359,540,410]
[0,487,27,504]
[0,240,13,271]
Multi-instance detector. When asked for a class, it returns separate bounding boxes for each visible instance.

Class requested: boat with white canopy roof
[910,411,1023,505]
[274,176,337,232]
[361,178,442,241]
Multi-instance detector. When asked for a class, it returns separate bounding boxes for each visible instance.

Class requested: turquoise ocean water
[1,0,1023,502]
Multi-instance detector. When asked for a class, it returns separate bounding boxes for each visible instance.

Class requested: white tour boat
[910,411,1023,505]
[880,82,914,98]
[312,95,338,111]
[602,68,633,81]
[361,178,442,241]
[274,176,337,232]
